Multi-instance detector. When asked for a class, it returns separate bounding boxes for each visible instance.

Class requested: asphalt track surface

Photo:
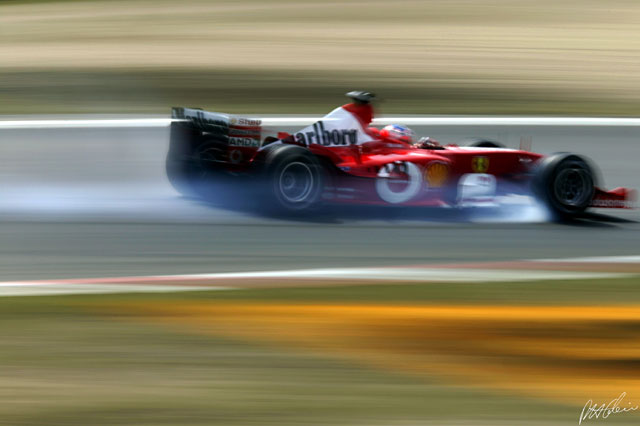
[1,118,639,281]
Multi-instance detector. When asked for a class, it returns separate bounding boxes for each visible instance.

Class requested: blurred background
[2,0,640,115]
[2,1,640,425]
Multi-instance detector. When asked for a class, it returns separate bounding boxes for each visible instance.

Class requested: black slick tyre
[262,145,325,214]
[533,153,595,218]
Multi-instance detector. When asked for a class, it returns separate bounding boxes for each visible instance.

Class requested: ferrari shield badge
[471,156,489,173]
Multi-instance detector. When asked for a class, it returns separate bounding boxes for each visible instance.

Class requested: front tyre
[534,153,595,218]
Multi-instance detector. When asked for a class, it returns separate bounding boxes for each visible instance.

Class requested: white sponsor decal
[292,107,374,147]
[590,198,630,208]
[457,173,497,205]
[229,137,260,147]
[375,161,423,204]
[230,117,262,126]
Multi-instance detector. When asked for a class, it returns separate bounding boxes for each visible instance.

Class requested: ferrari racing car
[166,92,635,218]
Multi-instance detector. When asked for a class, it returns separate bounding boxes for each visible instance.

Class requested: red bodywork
[170,103,635,210]
[242,103,634,209]
[299,142,544,206]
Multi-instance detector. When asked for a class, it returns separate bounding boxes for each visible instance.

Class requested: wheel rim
[278,161,315,204]
[553,167,591,207]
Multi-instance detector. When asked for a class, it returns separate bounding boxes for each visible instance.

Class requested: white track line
[3,116,640,129]
[0,284,230,297]
[0,118,173,129]
[534,255,640,263]
[0,267,633,297]
[161,267,628,282]
[373,117,640,126]
[2,255,637,297]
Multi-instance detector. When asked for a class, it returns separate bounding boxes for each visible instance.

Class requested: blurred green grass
[2,276,640,425]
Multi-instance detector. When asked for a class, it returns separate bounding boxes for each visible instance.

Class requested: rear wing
[169,107,263,165]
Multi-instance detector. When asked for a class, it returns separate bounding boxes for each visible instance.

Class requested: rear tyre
[263,145,325,214]
[533,153,595,218]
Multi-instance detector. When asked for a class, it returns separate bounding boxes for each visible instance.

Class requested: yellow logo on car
[425,162,448,187]
[471,156,489,173]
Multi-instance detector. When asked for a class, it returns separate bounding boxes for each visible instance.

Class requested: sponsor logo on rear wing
[171,107,262,148]
[171,107,262,130]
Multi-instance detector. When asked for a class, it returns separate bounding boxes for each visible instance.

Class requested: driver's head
[380,124,414,144]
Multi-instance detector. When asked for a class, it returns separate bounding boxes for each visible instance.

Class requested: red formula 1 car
[166,92,635,218]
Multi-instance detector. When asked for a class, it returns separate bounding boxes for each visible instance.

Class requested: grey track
[1,119,638,281]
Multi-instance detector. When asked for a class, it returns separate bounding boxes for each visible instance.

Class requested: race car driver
[379,124,415,145]
[343,91,417,145]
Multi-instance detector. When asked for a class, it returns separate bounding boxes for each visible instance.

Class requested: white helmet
[380,124,414,144]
